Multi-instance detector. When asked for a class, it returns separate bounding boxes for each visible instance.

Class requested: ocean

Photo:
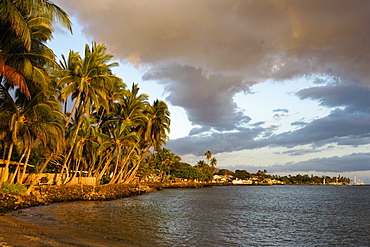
[12,185,370,246]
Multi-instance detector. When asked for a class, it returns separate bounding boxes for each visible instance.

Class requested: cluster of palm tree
[0,0,171,190]
[195,151,217,181]
[165,151,217,182]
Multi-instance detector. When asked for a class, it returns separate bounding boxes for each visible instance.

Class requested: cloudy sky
[50,0,370,183]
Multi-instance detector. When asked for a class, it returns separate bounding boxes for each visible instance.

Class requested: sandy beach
[0,213,139,247]
[0,214,98,247]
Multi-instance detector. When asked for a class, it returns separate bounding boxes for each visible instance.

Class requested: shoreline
[0,181,207,214]
[0,181,206,247]
[0,182,360,246]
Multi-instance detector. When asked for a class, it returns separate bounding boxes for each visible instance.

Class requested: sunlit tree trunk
[19,147,31,184]
[0,143,13,184]
[8,152,25,184]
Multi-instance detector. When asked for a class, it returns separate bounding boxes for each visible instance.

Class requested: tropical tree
[57,42,123,126]
[56,42,124,183]
[210,157,217,169]
[0,0,72,51]
[139,148,180,182]
[0,0,72,98]
[125,99,170,183]
[205,150,212,165]
[100,119,139,184]
[196,160,213,181]
[0,86,64,184]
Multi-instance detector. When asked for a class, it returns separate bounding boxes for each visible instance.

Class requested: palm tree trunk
[19,147,31,184]
[65,159,81,185]
[59,114,83,184]
[113,147,136,184]
[0,143,13,184]
[9,152,25,184]
[108,149,121,184]
[65,91,81,127]
[96,155,113,184]
[123,147,149,184]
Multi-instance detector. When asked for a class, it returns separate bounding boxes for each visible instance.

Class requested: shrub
[1,182,27,194]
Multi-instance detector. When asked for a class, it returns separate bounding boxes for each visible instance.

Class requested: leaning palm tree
[124,99,171,183]
[102,119,139,184]
[57,42,123,126]
[210,157,217,169]
[56,43,123,183]
[0,85,64,184]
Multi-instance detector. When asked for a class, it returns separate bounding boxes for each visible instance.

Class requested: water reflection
[18,186,370,246]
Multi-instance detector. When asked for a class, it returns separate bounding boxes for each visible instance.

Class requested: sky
[49,0,370,183]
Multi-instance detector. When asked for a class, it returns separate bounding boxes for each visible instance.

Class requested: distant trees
[234,170,251,180]
[272,174,350,185]
[170,163,206,181]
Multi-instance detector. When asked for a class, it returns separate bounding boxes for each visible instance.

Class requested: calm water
[15,185,370,246]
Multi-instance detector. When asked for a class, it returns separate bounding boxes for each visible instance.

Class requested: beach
[0,214,106,247]
[0,182,203,247]
[0,212,142,247]
[0,214,78,247]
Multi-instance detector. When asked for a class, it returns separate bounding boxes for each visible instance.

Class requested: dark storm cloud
[188,126,211,136]
[264,84,370,148]
[54,0,370,129]
[297,84,370,113]
[54,0,370,165]
[273,108,289,113]
[268,109,370,148]
[166,75,370,155]
[282,149,321,156]
[143,65,251,130]
[291,121,307,126]
[268,153,370,173]
[169,127,265,156]
[56,0,370,84]
[229,153,370,173]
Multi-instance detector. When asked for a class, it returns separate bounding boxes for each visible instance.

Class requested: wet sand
[0,213,140,247]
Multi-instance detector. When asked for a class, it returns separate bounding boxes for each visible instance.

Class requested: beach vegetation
[1,182,27,194]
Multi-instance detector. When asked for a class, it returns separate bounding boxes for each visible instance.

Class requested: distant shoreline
[0,181,208,214]
[0,182,367,246]
[1,181,362,214]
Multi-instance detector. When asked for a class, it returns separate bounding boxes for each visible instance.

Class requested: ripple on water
[15,185,370,246]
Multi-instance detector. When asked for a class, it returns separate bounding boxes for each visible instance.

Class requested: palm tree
[99,83,148,183]
[0,0,72,98]
[205,150,212,165]
[210,157,217,169]
[0,0,72,51]
[124,99,170,183]
[144,100,171,150]
[0,86,64,184]
[96,119,139,184]
[56,43,123,182]
[57,42,123,126]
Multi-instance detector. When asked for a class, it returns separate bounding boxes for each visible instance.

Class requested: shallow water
[15,185,370,246]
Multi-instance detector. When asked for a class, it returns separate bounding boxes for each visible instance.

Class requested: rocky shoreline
[0,181,207,213]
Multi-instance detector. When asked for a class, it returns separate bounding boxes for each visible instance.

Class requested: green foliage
[234,170,251,179]
[171,165,206,180]
[1,182,27,194]
[216,169,234,176]
[273,174,351,184]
